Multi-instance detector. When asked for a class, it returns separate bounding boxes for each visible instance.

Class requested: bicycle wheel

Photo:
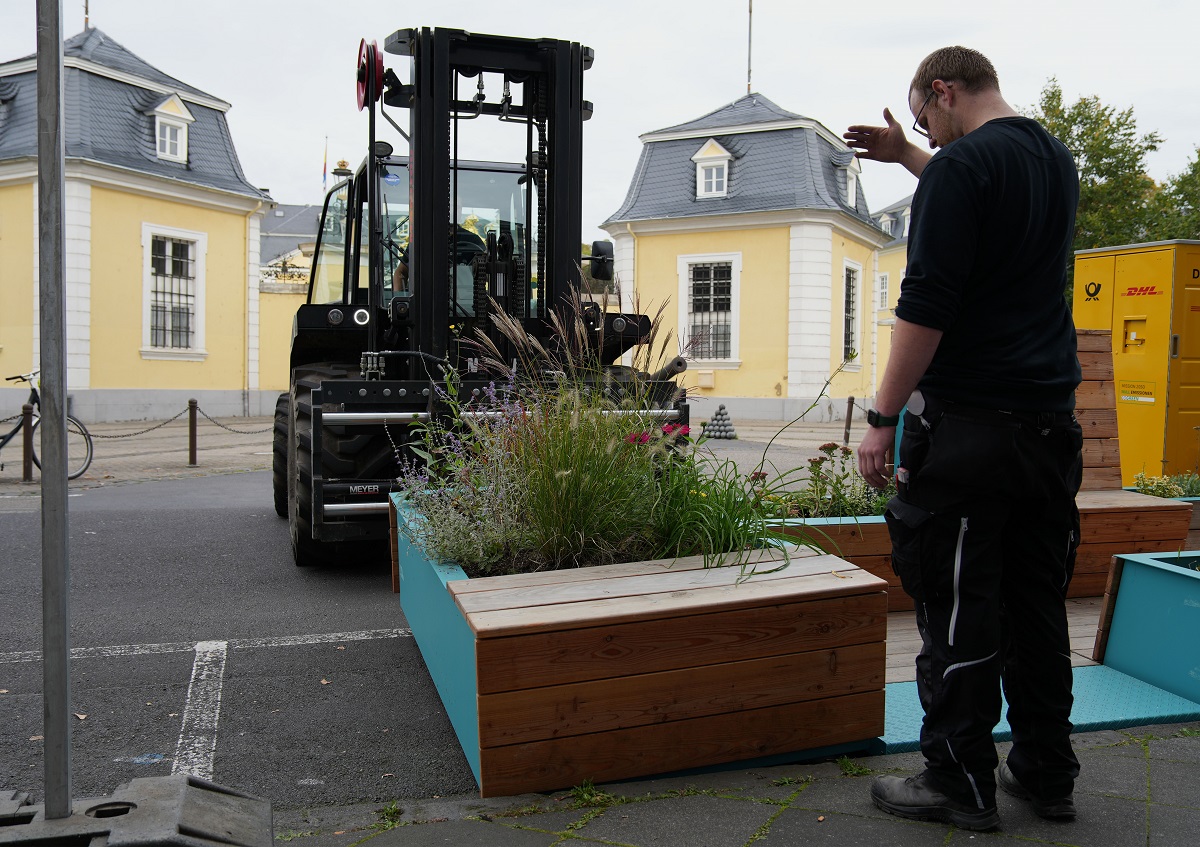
[31,415,94,480]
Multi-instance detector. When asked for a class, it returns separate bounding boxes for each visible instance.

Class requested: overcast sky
[3,0,1198,241]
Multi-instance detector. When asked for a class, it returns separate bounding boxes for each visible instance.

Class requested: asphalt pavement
[2,411,1198,846]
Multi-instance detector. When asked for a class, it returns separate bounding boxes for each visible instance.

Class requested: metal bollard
[188,399,198,467]
[843,395,855,446]
[21,403,33,482]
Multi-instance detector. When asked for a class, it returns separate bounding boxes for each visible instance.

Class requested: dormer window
[691,139,733,199]
[146,93,195,164]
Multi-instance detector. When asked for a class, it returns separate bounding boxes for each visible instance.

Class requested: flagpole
[322,136,328,193]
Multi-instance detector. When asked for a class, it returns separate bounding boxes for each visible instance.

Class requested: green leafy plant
[395,292,801,577]
[836,755,874,777]
[1133,471,1186,498]
[750,442,895,520]
[1169,472,1200,496]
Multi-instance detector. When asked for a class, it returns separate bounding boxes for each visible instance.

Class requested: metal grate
[844,265,858,360]
[150,236,195,349]
[689,262,732,359]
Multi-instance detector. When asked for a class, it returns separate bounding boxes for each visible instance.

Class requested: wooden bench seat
[441,547,888,797]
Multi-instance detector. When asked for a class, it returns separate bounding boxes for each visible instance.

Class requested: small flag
[322,136,328,192]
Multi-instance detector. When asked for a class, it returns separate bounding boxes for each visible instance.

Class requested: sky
[2,0,1198,241]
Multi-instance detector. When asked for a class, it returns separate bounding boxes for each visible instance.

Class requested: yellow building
[601,94,897,422]
[0,28,274,421]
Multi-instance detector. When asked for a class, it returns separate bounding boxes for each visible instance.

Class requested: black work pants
[885,403,1083,810]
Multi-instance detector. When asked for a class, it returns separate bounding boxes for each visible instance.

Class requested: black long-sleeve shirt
[895,116,1081,412]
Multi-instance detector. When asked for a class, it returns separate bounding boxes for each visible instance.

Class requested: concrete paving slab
[1149,803,1200,846]
[569,794,777,846]
[369,818,558,846]
[1075,746,1152,800]
[996,791,1147,844]
[768,807,951,845]
[1148,759,1200,808]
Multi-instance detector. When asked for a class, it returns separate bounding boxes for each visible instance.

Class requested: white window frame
[691,140,732,199]
[141,223,207,361]
[678,252,741,367]
[154,116,184,160]
[843,260,862,367]
[878,272,890,309]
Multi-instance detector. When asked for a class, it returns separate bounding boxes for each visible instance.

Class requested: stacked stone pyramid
[701,404,737,440]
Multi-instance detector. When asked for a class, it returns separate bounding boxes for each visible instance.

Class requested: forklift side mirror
[589,239,614,282]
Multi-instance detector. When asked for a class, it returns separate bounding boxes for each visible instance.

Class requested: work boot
[871,771,1000,831]
[998,761,1077,821]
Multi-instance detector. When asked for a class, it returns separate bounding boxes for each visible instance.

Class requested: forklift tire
[289,366,345,566]
[272,393,289,518]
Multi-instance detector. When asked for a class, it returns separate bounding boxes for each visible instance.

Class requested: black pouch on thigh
[885,496,933,600]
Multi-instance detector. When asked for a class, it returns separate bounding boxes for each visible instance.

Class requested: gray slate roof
[261,204,321,264]
[605,93,878,227]
[0,28,267,200]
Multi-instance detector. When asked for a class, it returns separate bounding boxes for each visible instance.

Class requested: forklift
[273,28,687,566]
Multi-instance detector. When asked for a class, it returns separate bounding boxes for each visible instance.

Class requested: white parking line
[172,640,227,780]
[0,628,414,781]
[0,629,412,664]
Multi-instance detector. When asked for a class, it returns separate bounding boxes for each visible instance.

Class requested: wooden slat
[1080,508,1191,544]
[1076,408,1118,439]
[476,690,885,797]
[1076,539,1191,575]
[448,547,813,595]
[1067,571,1109,598]
[474,592,887,694]
[1075,407,1118,439]
[777,521,891,557]
[1076,488,1194,511]
[1075,380,1115,410]
[465,566,888,639]
[1078,351,1115,381]
[454,553,854,616]
[1076,329,1113,354]
[1080,466,1124,490]
[1082,438,1122,469]
[478,641,884,746]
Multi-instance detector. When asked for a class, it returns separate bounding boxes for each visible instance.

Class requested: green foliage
[1170,472,1200,496]
[395,293,801,577]
[751,442,895,519]
[1025,80,1163,265]
[371,802,404,832]
[836,755,874,777]
[1132,471,1186,499]
[1150,147,1200,240]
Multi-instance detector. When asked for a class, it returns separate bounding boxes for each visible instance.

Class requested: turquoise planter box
[393,497,482,783]
[1104,551,1200,704]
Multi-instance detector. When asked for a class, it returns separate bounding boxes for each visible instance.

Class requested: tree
[1025,80,1164,254]
[1150,147,1200,240]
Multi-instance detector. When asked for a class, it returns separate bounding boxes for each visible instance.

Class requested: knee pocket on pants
[885,496,932,599]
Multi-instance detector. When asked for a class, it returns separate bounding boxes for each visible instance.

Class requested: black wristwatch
[866,409,900,428]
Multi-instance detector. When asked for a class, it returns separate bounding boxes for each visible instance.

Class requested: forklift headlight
[327,308,345,326]
[353,308,371,326]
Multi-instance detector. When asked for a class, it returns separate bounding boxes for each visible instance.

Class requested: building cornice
[0,157,267,214]
[603,208,890,248]
[0,56,230,112]
[640,118,851,157]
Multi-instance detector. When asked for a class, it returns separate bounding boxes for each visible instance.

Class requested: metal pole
[36,0,73,820]
[746,0,753,94]
[188,399,198,467]
[843,396,854,446]
[22,403,34,482]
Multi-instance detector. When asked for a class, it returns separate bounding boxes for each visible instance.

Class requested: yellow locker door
[1073,254,1115,331]
[1113,248,1173,483]
[1164,247,1200,475]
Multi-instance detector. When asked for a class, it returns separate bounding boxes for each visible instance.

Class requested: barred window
[689,262,732,359]
[150,236,195,349]
[844,265,858,360]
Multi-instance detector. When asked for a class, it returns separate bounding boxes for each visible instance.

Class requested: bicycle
[1,371,94,480]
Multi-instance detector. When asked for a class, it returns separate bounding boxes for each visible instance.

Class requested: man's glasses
[912,90,936,139]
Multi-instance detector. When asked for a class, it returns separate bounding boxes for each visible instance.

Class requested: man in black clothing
[844,47,1083,831]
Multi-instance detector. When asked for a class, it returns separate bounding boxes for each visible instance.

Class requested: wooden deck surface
[885,596,1102,684]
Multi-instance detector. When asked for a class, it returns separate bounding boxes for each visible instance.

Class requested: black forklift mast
[383,27,593,371]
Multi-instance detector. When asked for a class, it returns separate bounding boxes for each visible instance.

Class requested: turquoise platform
[880,664,1200,753]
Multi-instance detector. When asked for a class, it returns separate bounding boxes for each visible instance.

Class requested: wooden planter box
[1093,551,1200,704]
[768,490,1193,612]
[392,497,889,797]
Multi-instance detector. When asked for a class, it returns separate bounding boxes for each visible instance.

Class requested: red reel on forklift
[356,38,384,111]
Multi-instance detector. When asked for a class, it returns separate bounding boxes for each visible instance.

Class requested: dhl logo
[1121,285,1162,296]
